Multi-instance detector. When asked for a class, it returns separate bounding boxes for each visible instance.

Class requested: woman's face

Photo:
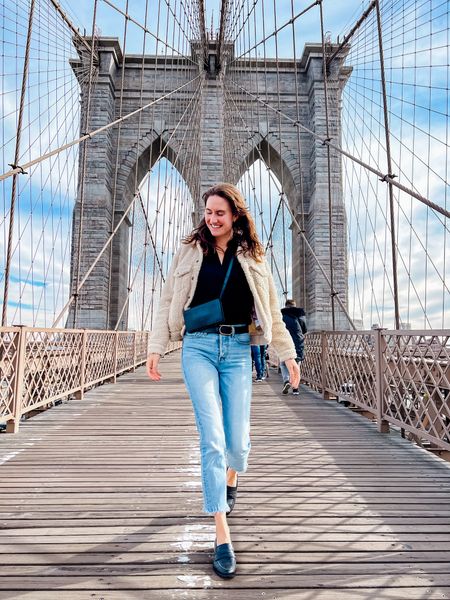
[205,194,235,244]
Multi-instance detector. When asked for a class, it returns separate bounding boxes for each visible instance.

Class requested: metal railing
[301,330,450,452]
[0,327,180,433]
[2,326,449,452]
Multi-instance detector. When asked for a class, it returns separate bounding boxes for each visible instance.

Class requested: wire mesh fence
[301,329,450,451]
[0,326,180,433]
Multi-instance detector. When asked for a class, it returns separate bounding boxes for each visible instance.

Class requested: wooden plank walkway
[1,351,450,599]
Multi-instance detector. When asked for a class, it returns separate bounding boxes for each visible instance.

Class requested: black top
[190,246,254,325]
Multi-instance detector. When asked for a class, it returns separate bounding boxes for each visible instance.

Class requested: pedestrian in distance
[251,344,267,381]
[280,299,307,396]
[146,183,300,579]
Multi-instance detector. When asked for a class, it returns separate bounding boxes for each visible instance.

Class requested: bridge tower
[69,38,351,331]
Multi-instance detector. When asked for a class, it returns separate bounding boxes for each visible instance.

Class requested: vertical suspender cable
[319,1,336,330]
[148,0,163,331]
[139,0,150,331]
[72,0,98,328]
[375,0,400,330]
[290,0,307,309]
[2,0,35,326]
[106,0,130,328]
[197,0,208,67]
[272,0,288,299]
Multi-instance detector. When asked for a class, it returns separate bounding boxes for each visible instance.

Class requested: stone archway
[69,126,196,330]
[108,134,196,330]
[235,137,307,309]
[235,138,299,212]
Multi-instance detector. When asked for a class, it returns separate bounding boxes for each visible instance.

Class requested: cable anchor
[8,163,28,175]
[380,173,397,182]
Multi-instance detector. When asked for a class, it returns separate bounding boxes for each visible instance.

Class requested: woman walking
[146,183,300,578]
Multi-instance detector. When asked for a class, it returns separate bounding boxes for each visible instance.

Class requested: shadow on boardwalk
[0,350,450,599]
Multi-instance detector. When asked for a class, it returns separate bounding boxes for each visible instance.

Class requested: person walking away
[280,299,307,395]
[251,344,267,381]
[146,183,300,578]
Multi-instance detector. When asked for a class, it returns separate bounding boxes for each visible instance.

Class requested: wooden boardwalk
[1,351,450,599]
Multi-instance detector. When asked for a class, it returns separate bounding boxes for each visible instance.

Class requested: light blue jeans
[181,331,252,514]
[280,360,290,383]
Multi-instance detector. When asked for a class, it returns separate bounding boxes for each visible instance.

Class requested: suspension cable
[226,77,450,220]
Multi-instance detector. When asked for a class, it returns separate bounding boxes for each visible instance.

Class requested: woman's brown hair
[183,183,265,261]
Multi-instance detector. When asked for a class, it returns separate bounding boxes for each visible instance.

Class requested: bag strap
[219,256,234,299]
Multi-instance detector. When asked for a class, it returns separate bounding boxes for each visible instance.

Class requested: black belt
[195,324,249,335]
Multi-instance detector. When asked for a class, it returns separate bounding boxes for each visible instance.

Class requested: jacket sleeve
[147,249,181,356]
[266,266,296,363]
[299,315,308,334]
[293,324,304,358]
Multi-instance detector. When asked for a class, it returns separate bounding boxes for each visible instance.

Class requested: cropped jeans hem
[204,505,230,515]
[182,330,252,515]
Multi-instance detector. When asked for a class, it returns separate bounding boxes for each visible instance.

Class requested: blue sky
[62,0,368,55]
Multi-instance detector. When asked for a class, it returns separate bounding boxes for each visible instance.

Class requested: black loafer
[213,540,236,578]
[226,474,239,515]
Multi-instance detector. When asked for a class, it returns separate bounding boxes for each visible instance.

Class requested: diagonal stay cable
[1,74,202,182]
[51,76,203,328]
[225,0,247,41]
[326,0,377,66]
[229,0,258,46]
[226,77,450,220]
[48,0,93,54]
[222,82,288,293]
[285,200,357,331]
[223,77,356,328]
[229,0,320,65]
[101,0,198,64]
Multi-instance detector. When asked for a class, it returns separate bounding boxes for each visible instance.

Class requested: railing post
[374,327,389,433]
[321,331,331,399]
[113,331,119,383]
[6,326,26,433]
[75,329,87,400]
[132,331,137,372]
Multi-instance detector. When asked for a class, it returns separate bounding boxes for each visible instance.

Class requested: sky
[61,0,368,55]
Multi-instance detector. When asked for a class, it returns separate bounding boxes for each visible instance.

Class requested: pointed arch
[237,159,292,302]
[235,136,307,311]
[234,137,300,213]
[116,130,197,210]
[108,130,196,330]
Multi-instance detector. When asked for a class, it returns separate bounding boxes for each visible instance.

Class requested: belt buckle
[219,324,234,336]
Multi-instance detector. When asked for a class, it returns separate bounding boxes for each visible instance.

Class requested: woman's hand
[284,358,300,389]
[146,353,162,381]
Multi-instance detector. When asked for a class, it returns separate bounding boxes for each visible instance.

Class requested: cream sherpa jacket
[147,241,296,362]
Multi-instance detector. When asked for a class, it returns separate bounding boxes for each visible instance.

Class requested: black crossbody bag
[183,257,234,334]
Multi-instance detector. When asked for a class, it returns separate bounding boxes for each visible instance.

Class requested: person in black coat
[280,299,307,395]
